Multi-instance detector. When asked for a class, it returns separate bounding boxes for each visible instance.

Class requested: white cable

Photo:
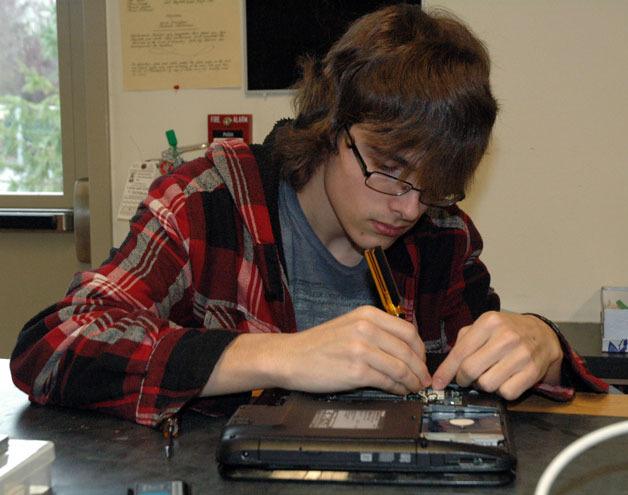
[535,419,628,495]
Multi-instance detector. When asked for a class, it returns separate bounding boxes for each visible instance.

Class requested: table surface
[1,361,628,495]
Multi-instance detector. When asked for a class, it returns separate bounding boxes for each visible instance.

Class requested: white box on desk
[601,286,628,353]
[0,438,55,494]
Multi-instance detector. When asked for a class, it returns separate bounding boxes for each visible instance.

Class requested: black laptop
[216,384,516,486]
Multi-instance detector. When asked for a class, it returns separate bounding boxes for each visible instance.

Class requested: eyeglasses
[343,125,464,208]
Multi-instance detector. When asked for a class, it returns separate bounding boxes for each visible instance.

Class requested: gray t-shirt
[278,181,377,330]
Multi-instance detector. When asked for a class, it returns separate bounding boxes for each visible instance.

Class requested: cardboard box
[601,286,628,353]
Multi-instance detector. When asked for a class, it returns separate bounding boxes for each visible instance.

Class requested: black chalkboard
[245,0,421,92]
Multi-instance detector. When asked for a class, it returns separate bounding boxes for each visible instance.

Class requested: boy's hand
[282,305,431,395]
[431,312,563,400]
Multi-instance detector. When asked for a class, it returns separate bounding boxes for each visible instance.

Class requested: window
[0,0,111,255]
[0,0,63,195]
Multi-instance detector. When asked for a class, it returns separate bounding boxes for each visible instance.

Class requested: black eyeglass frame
[342,125,465,208]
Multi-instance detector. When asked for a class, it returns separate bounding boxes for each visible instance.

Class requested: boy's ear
[330,125,348,150]
[339,125,352,147]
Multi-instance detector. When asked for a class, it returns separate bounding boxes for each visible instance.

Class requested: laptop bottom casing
[217,388,516,486]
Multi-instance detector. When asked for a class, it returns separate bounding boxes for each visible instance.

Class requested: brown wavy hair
[273,4,498,197]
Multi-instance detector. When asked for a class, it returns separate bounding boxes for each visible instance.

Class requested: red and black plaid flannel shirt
[10,133,607,427]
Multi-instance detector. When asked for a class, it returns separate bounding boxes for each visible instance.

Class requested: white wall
[106,0,293,241]
[106,1,628,322]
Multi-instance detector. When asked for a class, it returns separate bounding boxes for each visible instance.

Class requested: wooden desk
[509,393,628,417]
[1,360,627,494]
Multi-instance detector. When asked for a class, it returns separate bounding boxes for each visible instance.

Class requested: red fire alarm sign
[207,114,253,144]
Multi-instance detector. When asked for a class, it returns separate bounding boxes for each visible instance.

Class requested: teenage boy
[11,4,606,428]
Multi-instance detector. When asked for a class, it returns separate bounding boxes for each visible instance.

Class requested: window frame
[0,0,111,215]
[0,0,112,262]
[0,0,74,208]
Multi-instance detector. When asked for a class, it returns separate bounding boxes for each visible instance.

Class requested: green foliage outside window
[0,0,61,193]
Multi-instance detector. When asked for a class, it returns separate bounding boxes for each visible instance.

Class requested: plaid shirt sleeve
[526,314,608,398]
[10,166,240,427]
